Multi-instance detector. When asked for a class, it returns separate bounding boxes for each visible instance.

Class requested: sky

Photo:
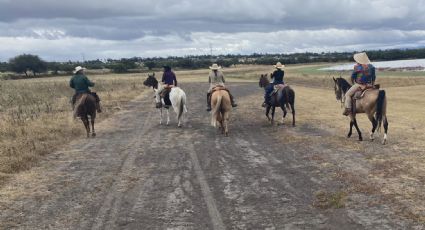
[0,0,424,61]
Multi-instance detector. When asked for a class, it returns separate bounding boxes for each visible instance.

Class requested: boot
[206,93,212,111]
[342,108,351,116]
[229,93,237,108]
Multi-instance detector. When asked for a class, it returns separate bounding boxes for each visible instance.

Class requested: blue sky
[0,0,424,61]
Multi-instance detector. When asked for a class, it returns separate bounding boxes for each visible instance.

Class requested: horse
[259,74,295,126]
[143,73,187,127]
[210,86,232,136]
[73,93,97,138]
[333,76,388,144]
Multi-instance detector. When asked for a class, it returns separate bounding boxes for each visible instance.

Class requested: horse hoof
[92,133,96,137]
[358,138,363,141]
[347,133,352,138]
[382,140,387,145]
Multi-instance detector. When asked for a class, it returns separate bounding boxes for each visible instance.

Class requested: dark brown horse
[333,77,388,144]
[259,74,295,126]
[74,93,97,137]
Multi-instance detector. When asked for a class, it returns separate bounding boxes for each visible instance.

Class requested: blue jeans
[264,82,284,103]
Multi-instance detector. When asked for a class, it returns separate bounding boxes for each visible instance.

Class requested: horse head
[333,76,350,101]
[259,74,269,88]
[143,73,158,89]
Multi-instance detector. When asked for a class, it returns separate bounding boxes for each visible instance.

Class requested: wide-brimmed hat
[353,52,371,65]
[274,62,285,69]
[73,66,86,74]
[209,63,221,70]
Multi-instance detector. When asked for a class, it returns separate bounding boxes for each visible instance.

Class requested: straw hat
[353,52,371,65]
[73,66,86,74]
[209,63,221,70]
[274,62,285,69]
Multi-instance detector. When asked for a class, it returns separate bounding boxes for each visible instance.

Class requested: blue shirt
[162,70,177,86]
[351,64,376,84]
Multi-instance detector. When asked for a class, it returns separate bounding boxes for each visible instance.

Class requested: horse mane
[259,74,270,87]
[337,77,352,93]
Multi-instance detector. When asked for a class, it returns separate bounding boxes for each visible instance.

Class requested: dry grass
[313,190,347,209]
[0,74,149,181]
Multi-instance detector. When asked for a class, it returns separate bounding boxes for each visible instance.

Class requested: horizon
[1,0,424,62]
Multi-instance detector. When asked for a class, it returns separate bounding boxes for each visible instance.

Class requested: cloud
[1,29,424,61]
[0,0,424,60]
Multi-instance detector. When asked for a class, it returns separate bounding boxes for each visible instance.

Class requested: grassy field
[0,74,150,182]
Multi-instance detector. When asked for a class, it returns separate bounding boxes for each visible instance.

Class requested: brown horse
[74,93,97,138]
[259,74,295,126]
[333,77,388,144]
[210,87,232,136]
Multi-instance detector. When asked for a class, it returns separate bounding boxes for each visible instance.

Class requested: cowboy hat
[274,62,285,69]
[73,66,86,74]
[209,63,221,70]
[353,52,371,65]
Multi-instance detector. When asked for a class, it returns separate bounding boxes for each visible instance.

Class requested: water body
[320,58,425,71]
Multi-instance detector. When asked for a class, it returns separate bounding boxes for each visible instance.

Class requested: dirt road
[0,83,421,229]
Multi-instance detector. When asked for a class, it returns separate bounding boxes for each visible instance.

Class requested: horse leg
[368,114,377,141]
[265,106,271,121]
[290,103,296,127]
[353,117,362,141]
[347,118,354,138]
[159,108,163,125]
[166,109,170,126]
[382,116,389,145]
[91,116,96,137]
[81,117,90,138]
[224,112,229,137]
[271,106,276,125]
[280,106,286,125]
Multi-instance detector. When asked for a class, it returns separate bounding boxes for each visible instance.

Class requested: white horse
[143,73,188,127]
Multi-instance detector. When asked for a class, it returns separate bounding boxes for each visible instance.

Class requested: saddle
[353,84,379,100]
[159,87,173,107]
[271,84,287,95]
[351,84,380,114]
[211,85,227,93]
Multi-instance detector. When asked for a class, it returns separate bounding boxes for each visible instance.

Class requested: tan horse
[333,77,388,144]
[210,87,232,136]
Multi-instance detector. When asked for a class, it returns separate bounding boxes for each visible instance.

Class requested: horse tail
[211,94,222,127]
[375,90,386,132]
[178,96,184,121]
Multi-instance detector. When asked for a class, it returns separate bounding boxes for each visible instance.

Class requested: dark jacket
[70,74,94,93]
[162,70,177,86]
[271,69,284,84]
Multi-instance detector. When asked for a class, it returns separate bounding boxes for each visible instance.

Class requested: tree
[144,61,156,70]
[9,54,47,77]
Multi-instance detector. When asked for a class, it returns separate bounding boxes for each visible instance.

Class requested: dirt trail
[0,83,421,229]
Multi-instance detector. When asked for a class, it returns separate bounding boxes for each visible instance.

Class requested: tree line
[1,48,425,78]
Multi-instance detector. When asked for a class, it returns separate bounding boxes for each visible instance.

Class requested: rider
[262,62,285,107]
[206,64,237,111]
[160,65,177,108]
[343,52,376,116]
[70,66,102,112]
